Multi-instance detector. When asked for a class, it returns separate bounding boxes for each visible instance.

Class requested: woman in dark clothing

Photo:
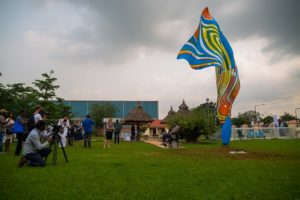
[103,117,114,148]
[14,111,28,156]
[131,125,136,141]
[5,112,15,152]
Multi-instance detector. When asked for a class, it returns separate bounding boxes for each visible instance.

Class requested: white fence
[231,127,300,140]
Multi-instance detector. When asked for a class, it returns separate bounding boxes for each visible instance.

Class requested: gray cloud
[2,0,298,65]
[64,0,300,64]
[215,0,300,58]
[1,0,299,118]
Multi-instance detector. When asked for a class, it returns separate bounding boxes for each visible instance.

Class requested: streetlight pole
[295,108,300,127]
[254,104,265,126]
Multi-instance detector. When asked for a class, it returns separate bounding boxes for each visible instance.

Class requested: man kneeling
[19,120,53,167]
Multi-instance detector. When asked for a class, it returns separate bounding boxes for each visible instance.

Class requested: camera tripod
[51,133,68,165]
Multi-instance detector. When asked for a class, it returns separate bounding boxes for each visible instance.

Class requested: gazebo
[177,100,190,115]
[161,106,176,124]
[124,102,153,140]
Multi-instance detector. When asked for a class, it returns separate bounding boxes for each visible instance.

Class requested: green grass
[0,138,300,200]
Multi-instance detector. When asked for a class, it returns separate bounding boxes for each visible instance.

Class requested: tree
[32,71,72,121]
[90,103,118,127]
[231,117,247,128]
[0,83,39,115]
[280,112,296,122]
[0,71,72,121]
[32,70,59,101]
[261,115,273,126]
[232,110,259,127]
[194,100,218,136]
[166,99,217,142]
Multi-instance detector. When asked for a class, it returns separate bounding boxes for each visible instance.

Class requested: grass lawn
[0,138,299,200]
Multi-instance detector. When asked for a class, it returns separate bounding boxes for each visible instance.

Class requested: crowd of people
[0,106,125,168]
[0,106,54,167]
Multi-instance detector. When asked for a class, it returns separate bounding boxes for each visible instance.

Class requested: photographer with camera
[57,115,70,148]
[19,120,53,167]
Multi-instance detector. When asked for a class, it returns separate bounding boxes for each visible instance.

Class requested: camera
[46,125,63,145]
[51,125,62,135]
[49,124,68,165]
[49,125,64,136]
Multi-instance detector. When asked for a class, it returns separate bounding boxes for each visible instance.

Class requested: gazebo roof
[177,100,190,115]
[124,102,153,124]
[167,106,176,115]
[161,106,176,123]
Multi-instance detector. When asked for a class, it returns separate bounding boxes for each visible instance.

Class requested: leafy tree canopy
[0,71,72,122]
[232,110,258,127]
[166,99,217,142]
[261,115,274,126]
[280,112,296,122]
[90,103,118,127]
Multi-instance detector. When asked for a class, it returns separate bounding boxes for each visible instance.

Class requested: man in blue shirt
[81,115,95,148]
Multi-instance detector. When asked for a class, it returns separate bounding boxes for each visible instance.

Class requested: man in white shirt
[19,120,52,167]
[34,105,43,124]
[28,105,44,132]
[57,115,70,148]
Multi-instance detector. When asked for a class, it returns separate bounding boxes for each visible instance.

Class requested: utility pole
[295,108,300,127]
[254,104,265,127]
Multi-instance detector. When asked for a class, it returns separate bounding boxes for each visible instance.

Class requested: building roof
[177,100,190,115]
[161,106,176,123]
[149,119,165,129]
[124,102,153,124]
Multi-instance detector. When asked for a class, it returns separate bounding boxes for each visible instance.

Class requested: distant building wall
[64,100,159,119]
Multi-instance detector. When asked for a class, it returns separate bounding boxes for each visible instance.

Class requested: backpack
[27,115,35,131]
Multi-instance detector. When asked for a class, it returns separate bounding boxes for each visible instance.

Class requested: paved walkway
[144,138,184,149]
[143,138,165,148]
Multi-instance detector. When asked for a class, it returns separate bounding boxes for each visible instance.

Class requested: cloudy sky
[1,0,300,119]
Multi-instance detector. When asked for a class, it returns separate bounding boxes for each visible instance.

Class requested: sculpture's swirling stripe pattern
[177,7,240,124]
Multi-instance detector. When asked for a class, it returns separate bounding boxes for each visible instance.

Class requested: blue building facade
[63,100,159,119]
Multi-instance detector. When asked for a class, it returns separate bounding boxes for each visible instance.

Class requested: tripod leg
[52,137,58,165]
[58,136,68,162]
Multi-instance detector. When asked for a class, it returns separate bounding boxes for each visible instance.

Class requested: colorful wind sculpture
[177,7,240,145]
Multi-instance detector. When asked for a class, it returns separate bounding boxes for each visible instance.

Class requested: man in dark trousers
[19,120,52,167]
[131,125,135,141]
[14,110,28,156]
[114,119,122,144]
[81,115,95,148]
